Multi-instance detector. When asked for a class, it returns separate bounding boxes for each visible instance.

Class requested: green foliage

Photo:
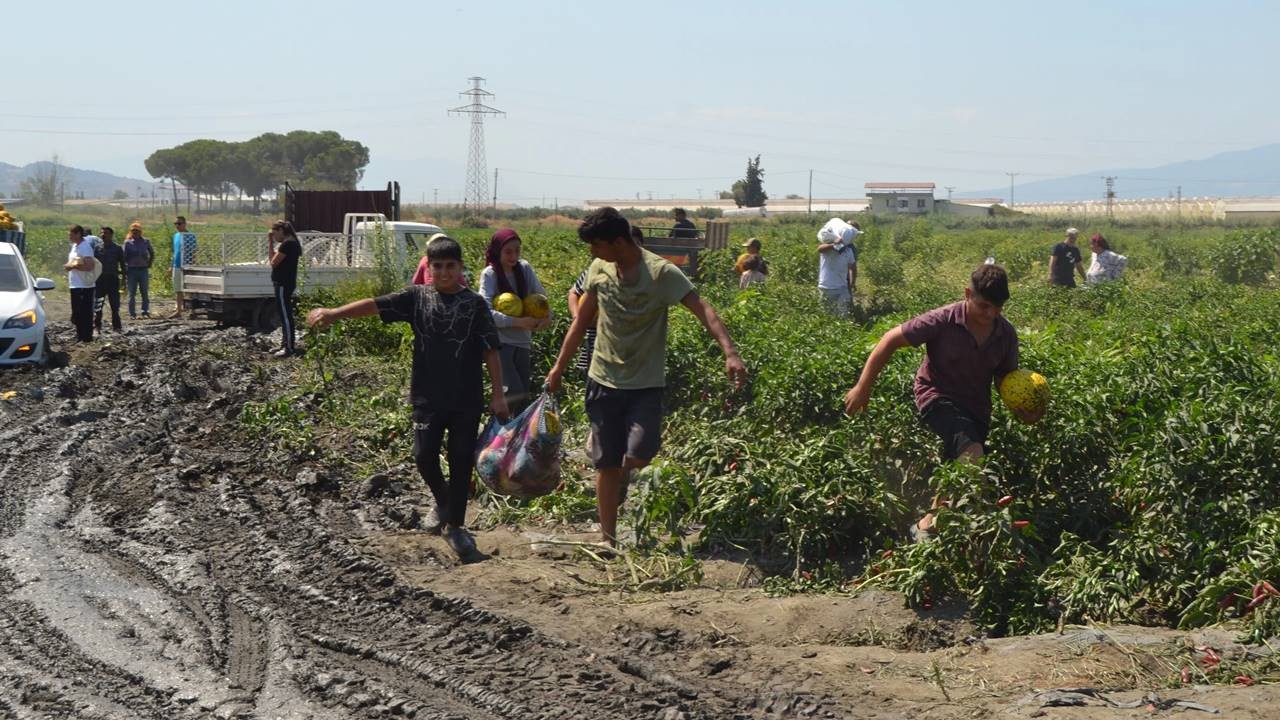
[1209,229,1278,284]
[732,155,767,208]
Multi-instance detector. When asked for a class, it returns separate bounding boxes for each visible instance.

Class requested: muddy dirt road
[1,316,1276,719]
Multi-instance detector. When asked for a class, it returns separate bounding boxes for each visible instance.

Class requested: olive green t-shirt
[585,249,695,389]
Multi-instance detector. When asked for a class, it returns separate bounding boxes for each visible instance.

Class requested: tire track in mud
[0,323,833,719]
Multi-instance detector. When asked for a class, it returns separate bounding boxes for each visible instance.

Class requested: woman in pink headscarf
[478,228,551,411]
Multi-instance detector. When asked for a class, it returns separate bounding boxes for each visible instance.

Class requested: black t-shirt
[271,237,302,287]
[1050,242,1082,286]
[375,286,500,415]
[671,218,698,239]
[95,242,126,286]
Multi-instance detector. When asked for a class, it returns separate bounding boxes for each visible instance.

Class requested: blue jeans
[127,267,150,317]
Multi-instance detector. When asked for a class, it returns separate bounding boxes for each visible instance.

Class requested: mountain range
[0,161,161,200]
[963,143,1280,203]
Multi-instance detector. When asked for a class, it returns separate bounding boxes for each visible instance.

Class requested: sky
[4,0,1279,205]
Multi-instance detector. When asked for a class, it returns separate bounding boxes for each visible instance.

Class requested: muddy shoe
[423,503,447,535]
[445,526,480,562]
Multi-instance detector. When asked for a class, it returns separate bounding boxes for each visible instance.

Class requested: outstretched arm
[844,325,911,415]
[680,291,748,389]
[306,298,377,329]
[545,291,598,393]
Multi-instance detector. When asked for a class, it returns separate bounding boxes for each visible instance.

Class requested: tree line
[144,130,370,212]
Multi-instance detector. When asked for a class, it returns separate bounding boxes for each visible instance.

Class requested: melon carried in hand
[494,292,524,317]
[522,293,550,319]
[998,369,1050,414]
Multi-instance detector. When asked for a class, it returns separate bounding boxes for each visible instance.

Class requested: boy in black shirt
[268,220,303,357]
[306,235,507,561]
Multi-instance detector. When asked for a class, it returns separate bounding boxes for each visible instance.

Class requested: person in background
[171,216,196,318]
[479,228,552,413]
[817,217,860,315]
[306,235,507,562]
[1085,233,1128,284]
[63,225,97,342]
[546,207,748,548]
[123,222,154,319]
[734,237,768,289]
[1048,227,1085,288]
[412,232,469,288]
[93,226,126,334]
[842,264,1043,542]
[268,220,302,357]
[670,207,698,239]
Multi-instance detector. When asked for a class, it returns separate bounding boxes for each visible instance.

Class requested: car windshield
[0,255,28,292]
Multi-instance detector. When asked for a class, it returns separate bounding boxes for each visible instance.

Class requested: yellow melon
[522,293,550,319]
[494,292,524,317]
[999,369,1050,414]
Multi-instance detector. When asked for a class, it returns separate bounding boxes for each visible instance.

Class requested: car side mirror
[34,278,56,291]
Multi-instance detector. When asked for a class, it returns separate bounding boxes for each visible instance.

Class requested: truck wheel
[254,299,281,333]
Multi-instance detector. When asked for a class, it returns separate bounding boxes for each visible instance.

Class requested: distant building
[865,182,936,215]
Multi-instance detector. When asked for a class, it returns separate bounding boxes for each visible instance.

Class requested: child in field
[734,237,768,289]
[546,207,748,547]
[842,264,1043,540]
[307,235,508,561]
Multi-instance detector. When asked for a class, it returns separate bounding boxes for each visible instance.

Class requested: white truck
[181,213,443,330]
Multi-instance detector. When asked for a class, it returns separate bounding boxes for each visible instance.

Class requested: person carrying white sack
[816,217,861,315]
[1085,233,1127,284]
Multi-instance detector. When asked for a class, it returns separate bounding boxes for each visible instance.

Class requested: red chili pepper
[1246,594,1269,611]
[1253,582,1266,600]
[922,600,934,610]
[1180,667,1191,684]
[1234,675,1255,686]
[1218,593,1237,610]
[1263,580,1280,597]
[880,550,895,559]
[1012,520,1031,529]
[997,495,1015,507]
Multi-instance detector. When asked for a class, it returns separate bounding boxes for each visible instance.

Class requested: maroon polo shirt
[899,301,1019,423]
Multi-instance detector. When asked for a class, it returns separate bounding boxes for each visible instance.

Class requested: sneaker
[424,503,447,535]
[141,312,151,319]
[272,348,293,359]
[444,526,480,562]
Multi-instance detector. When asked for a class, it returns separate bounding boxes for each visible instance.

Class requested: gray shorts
[585,379,663,469]
[820,287,851,316]
[172,267,184,292]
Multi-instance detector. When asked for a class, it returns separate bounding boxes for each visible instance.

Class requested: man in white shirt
[817,217,860,316]
[64,224,97,342]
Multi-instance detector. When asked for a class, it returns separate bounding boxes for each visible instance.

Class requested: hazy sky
[5,0,1277,204]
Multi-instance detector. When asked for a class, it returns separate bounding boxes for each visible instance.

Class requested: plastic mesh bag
[474,392,562,498]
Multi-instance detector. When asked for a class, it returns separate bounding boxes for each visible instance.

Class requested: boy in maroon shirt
[843,264,1044,537]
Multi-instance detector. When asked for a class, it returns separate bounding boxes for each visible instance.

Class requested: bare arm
[567,287,582,320]
[1047,255,1057,284]
[843,325,912,415]
[306,298,378,328]
[817,243,837,253]
[484,348,509,420]
[544,291,598,393]
[1075,256,1086,280]
[680,291,748,389]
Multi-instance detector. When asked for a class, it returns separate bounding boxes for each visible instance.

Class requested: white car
[0,241,55,365]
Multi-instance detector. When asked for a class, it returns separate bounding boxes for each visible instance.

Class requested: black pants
[70,288,95,342]
[275,283,296,353]
[412,409,482,528]
[94,279,122,332]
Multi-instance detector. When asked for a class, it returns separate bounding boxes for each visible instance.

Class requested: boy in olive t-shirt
[546,207,748,547]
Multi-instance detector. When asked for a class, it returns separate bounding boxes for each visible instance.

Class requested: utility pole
[808,169,813,216]
[1176,185,1182,221]
[1005,173,1020,209]
[449,76,504,212]
[696,188,702,200]
[945,185,955,202]
[492,167,499,209]
[433,188,438,209]
[1103,176,1116,219]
